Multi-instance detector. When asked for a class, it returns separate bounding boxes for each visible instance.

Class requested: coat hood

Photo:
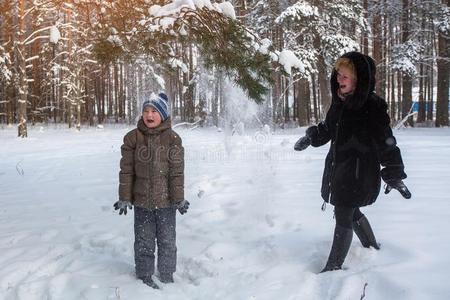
[330,51,376,110]
[137,116,172,135]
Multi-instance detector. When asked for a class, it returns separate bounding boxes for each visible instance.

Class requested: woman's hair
[335,58,357,81]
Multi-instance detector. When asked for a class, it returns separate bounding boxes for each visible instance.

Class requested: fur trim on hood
[330,51,376,110]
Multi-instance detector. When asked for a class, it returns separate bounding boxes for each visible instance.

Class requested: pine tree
[90,0,275,103]
[276,0,364,117]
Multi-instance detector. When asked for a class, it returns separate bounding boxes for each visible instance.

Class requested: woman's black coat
[309,52,407,207]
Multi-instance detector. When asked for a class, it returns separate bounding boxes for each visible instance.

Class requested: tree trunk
[17,0,28,137]
[401,0,413,126]
[380,1,387,100]
[362,0,369,55]
[100,66,106,124]
[427,56,434,121]
[284,76,290,122]
[311,74,319,122]
[417,62,426,123]
[305,79,311,125]
[292,81,297,122]
[427,14,435,121]
[114,63,119,122]
[137,65,144,121]
[118,63,123,121]
[372,2,383,96]
[186,43,195,122]
[397,73,402,121]
[314,35,330,114]
[435,0,449,127]
[86,70,94,126]
[390,72,396,121]
[296,79,309,126]
[212,68,220,126]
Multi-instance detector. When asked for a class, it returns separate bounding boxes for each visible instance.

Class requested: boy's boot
[141,276,159,289]
[353,215,380,250]
[159,273,174,283]
[320,225,353,273]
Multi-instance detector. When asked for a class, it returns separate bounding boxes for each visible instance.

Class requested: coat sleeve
[118,131,136,202]
[309,106,332,147]
[168,131,185,203]
[309,122,331,147]
[369,96,407,182]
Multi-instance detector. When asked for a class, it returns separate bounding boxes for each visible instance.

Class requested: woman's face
[142,107,162,128]
[337,67,356,95]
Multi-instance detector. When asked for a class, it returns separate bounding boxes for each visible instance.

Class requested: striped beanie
[142,92,170,120]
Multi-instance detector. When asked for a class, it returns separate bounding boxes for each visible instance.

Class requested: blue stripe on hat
[151,100,169,120]
[158,95,169,111]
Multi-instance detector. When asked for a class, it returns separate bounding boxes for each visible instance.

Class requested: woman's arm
[369,96,407,182]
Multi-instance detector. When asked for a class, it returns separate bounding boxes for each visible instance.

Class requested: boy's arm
[118,131,136,203]
[369,96,407,182]
[168,132,185,204]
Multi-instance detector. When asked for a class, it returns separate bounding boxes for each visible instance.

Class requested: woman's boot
[353,215,380,250]
[320,225,353,273]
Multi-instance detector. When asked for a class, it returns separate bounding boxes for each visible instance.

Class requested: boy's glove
[113,200,133,215]
[384,180,411,199]
[294,136,311,151]
[175,200,190,215]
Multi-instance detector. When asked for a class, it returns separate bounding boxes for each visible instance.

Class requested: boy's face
[337,67,356,95]
[142,106,162,128]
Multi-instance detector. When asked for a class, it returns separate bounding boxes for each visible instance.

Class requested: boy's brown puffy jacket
[118,117,184,209]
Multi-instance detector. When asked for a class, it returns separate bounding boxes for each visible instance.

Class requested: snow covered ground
[1,124,449,300]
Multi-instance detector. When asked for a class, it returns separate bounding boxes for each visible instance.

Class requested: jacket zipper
[146,134,151,209]
[355,157,360,180]
[329,106,344,202]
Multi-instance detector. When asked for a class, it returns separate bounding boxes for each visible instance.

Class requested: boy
[294,52,411,272]
[114,92,189,288]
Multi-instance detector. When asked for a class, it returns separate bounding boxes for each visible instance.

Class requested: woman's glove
[384,180,411,199]
[294,126,318,151]
[113,200,133,215]
[294,136,311,151]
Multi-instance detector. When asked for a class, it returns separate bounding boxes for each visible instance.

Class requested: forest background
[0,0,449,137]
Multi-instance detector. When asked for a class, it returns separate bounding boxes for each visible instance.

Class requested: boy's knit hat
[142,92,170,120]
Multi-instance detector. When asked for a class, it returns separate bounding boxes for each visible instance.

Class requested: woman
[294,51,411,272]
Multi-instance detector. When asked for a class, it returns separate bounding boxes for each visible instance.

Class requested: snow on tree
[0,46,11,83]
[1,0,445,129]
[433,1,450,33]
[89,0,299,103]
[276,0,364,74]
[2,0,63,136]
[278,50,305,75]
[49,25,61,44]
[275,0,365,110]
[390,40,421,77]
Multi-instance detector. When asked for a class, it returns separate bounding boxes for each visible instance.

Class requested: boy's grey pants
[134,206,177,279]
